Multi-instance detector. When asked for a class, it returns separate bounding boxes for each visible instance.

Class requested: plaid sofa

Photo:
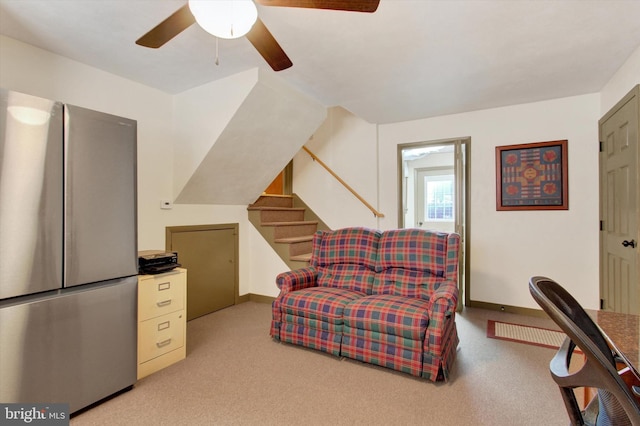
[270,227,461,382]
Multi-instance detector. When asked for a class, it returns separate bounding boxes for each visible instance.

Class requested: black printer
[138,250,181,274]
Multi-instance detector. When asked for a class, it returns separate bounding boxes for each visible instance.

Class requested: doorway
[599,85,639,314]
[166,223,239,320]
[398,138,470,310]
[263,160,293,196]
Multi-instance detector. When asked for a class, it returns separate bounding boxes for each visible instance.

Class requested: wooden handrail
[302,146,384,218]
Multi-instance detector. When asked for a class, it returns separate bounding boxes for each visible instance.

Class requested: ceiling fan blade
[255,0,380,13]
[246,18,293,72]
[136,4,196,48]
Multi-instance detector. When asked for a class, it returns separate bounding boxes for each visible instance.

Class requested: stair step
[262,221,318,240]
[249,194,293,208]
[261,221,318,227]
[247,206,305,212]
[253,207,305,223]
[290,253,312,262]
[274,234,314,257]
[274,235,314,244]
[248,194,323,270]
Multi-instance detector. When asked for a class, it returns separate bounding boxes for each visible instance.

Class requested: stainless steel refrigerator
[0,89,138,414]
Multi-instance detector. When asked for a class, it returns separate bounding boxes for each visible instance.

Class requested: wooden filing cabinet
[137,268,187,379]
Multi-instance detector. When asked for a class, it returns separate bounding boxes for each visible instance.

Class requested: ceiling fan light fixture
[188,0,258,40]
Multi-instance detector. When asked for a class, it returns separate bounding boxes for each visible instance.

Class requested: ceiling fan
[136,0,380,72]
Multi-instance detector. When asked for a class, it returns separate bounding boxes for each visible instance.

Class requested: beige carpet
[70,302,570,426]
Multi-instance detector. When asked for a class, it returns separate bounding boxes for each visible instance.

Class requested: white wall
[0,36,173,249]
[248,229,290,298]
[294,96,601,310]
[600,45,640,114]
[3,33,637,307]
[0,35,264,296]
[379,95,601,310]
[173,68,326,206]
[171,68,293,297]
[172,70,257,198]
[294,106,381,229]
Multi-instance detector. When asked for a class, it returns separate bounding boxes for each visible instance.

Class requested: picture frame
[495,140,568,211]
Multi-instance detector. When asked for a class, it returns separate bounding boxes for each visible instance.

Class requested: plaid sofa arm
[424,279,458,354]
[276,266,318,294]
[427,279,458,314]
[271,267,319,340]
[445,233,460,282]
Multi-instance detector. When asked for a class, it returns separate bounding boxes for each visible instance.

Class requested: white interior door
[599,85,639,314]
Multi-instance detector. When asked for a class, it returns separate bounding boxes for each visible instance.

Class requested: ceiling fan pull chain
[215,36,220,66]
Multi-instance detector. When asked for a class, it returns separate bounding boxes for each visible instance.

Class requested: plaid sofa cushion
[314,227,381,269]
[317,264,376,294]
[371,269,440,299]
[308,230,328,268]
[341,335,423,377]
[342,325,423,352]
[376,229,449,276]
[280,324,342,356]
[279,286,363,357]
[283,313,343,334]
[281,287,364,323]
[342,294,430,340]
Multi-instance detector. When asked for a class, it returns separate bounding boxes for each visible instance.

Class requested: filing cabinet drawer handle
[157,321,170,331]
[156,338,172,348]
[158,282,171,291]
[156,299,172,307]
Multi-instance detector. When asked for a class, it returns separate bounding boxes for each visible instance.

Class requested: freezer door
[64,105,137,287]
[0,276,137,414]
[0,89,63,300]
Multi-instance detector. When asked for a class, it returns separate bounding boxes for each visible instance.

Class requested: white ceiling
[1,0,639,124]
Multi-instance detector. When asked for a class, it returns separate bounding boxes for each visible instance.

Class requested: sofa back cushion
[317,265,377,294]
[311,227,380,294]
[372,229,460,298]
[376,229,449,275]
[312,227,380,269]
[372,269,441,299]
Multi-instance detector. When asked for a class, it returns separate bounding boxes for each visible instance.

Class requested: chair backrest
[529,276,640,425]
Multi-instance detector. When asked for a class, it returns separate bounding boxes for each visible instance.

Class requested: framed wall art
[495,140,568,211]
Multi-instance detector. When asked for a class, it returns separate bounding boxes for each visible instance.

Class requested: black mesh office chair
[529,276,640,426]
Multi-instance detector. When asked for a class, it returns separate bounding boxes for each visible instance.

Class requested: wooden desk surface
[580,310,640,409]
[595,310,640,368]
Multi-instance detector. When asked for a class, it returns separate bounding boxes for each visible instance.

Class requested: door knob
[622,239,636,248]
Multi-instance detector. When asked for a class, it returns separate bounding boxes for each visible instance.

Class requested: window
[424,175,454,221]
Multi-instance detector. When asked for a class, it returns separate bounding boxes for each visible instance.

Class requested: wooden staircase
[248,194,329,270]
